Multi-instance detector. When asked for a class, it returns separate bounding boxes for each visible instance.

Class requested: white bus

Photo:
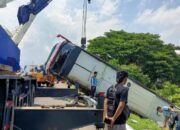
[45,40,175,123]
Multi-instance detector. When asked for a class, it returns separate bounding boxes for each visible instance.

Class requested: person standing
[90,71,98,98]
[104,71,130,130]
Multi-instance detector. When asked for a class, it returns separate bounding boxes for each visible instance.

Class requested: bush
[155,82,180,106]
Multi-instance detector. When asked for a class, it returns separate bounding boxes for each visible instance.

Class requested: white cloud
[135,5,180,45]
[87,12,124,39]
[16,0,123,66]
[100,0,120,17]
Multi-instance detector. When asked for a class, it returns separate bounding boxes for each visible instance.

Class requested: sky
[0,0,180,66]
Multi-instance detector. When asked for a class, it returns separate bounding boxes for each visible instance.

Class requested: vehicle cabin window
[45,45,57,67]
[53,43,74,73]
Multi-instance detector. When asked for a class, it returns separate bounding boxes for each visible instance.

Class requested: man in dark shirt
[104,71,129,130]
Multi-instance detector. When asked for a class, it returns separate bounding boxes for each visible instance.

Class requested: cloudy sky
[0,0,180,66]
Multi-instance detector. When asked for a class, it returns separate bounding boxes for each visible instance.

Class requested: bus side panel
[75,51,107,76]
[127,79,167,122]
[67,50,164,122]
[68,51,119,93]
[68,51,108,89]
[127,79,156,116]
[97,66,116,93]
[66,48,171,123]
[67,64,91,89]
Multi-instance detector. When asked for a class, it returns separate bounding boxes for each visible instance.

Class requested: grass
[127,114,162,130]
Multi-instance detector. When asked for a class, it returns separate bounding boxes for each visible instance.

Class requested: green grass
[127,114,162,130]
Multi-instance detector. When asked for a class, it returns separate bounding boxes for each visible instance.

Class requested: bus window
[49,42,75,75]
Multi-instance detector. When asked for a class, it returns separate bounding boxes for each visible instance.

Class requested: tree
[87,30,180,87]
[155,82,180,106]
[108,59,150,85]
[119,64,151,86]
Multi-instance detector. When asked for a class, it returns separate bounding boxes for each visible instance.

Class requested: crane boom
[0,0,52,71]
[12,14,36,45]
[1,0,52,45]
[13,0,52,45]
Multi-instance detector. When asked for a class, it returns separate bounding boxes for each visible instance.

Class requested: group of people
[90,71,180,130]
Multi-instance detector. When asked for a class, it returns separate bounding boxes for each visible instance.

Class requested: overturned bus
[45,39,179,123]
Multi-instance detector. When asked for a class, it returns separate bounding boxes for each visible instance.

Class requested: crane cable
[81,0,90,49]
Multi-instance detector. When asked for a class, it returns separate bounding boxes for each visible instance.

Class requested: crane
[0,0,90,71]
[81,0,91,49]
[0,0,52,45]
[0,0,52,71]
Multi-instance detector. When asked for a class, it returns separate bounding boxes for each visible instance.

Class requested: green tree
[87,30,180,87]
[119,64,151,86]
[155,82,180,106]
[108,59,151,85]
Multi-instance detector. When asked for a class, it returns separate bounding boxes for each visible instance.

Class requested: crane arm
[13,0,52,45]
[12,14,36,45]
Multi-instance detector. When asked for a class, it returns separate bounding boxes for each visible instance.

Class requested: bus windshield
[47,42,74,75]
[45,44,57,70]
